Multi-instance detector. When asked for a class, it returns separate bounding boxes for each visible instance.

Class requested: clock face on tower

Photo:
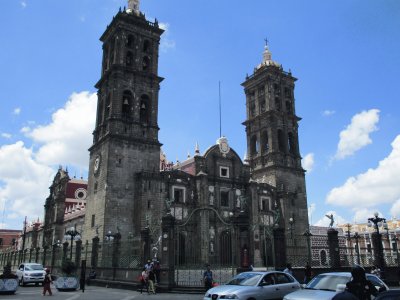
[93,155,101,174]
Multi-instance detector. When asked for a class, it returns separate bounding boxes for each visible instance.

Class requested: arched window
[250,135,259,155]
[286,101,292,114]
[320,250,327,265]
[278,129,285,152]
[140,95,150,124]
[97,98,103,125]
[126,51,133,66]
[126,34,134,48]
[288,132,296,154]
[261,131,269,153]
[220,231,232,265]
[142,56,150,71]
[122,91,132,117]
[143,40,150,52]
[275,97,281,111]
[105,94,111,119]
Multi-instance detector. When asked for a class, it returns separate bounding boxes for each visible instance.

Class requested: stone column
[327,228,340,268]
[161,214,175,288]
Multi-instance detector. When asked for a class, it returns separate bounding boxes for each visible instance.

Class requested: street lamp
[65,227,81,260]
[303,229,313,265]
[367,212,386,269]
[105,230,121,281]
[353,232,361,265]
[288,217,294,240]
[345,223,354,265]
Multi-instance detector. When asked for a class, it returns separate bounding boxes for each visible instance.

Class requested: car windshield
[226,273,262,286]
[25,264,44,271]
[306,274,350,291]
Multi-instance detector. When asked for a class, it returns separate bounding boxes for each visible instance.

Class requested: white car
[204,271,301,300]
[283,272,388,300]
[16,263,46,286]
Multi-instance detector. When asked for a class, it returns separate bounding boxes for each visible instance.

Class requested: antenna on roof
[219,81,222,138]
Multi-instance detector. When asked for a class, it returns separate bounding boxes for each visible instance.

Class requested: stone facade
[77,3,311,269]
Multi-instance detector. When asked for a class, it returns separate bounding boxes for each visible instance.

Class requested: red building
[0,229,21,251]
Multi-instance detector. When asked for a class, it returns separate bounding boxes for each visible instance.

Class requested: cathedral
[75,0,310,270]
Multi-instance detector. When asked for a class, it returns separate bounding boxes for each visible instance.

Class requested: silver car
[283,272,388,300]
[16,263,46,286]
[203,271,301,300]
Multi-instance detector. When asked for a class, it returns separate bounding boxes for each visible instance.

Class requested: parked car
[374,289,400,300]
[283,272,388,300]
[16,263,46,286]
[203,271,301,300]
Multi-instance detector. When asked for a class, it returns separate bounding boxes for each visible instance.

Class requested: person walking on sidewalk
[148,267,156,294]
[42,268,53,296]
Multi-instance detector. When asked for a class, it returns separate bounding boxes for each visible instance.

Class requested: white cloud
[353,208,384,224]
[159,22,176,52]
[0,91,97,228]
[13,107,21,115]
[390,199,400,219]
[322,110,335,117]
[0,141,55,222]
[1,133,12,139]
[27,91,97,169]
[302,153,314,173]
[308,203,316,224]
[327,134,400,208]
[334,109,380,160]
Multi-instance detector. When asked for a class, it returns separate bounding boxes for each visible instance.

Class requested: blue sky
[1,0,400,230]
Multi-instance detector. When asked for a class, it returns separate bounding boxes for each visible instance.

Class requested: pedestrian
[42,268,53,296]
[148,267,156,294]
[346,266,378,300]
[154,261,161,284]
[304,262,312,284]
[139,267,148,294]
[144,259,152,271]
[283,263,293,275]
[203,264,213,292]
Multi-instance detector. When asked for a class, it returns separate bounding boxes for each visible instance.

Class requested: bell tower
[84,3,164,241]
[242,42,309,235]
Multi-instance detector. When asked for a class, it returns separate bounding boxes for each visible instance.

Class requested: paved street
[3,285,203,300]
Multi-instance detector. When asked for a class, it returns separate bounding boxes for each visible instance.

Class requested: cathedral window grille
[261,131,269,153]
[220,190,229,207]
[142,56,150,71]
[126,34,134,48]
[250,135,259,155]
[220,166,229,178]
[126,51,133,66]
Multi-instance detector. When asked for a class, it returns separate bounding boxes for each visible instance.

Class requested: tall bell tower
[84,2,164,241]
[242,42,309,235]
